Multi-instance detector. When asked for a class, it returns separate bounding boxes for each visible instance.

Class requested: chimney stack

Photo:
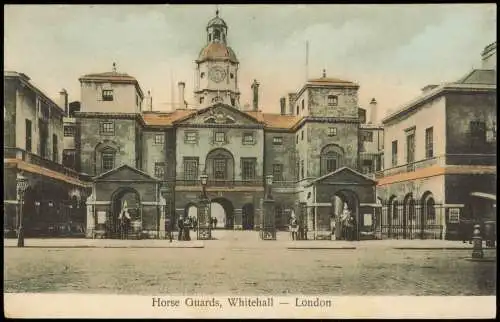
[288,93,297,115]
[59,89,68,116]
[178,82,186,109]
[280,97,287,115]
[145,90,153,111]
[369,98,378,124]
[251,79,260,111]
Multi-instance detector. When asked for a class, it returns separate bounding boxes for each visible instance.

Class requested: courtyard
[4,231,496,296]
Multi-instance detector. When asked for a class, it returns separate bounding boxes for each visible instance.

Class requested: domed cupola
[206,9,228,44]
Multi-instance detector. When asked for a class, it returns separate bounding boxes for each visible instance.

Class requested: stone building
[3,71,90,237]
[375,42,497,240]
[69,11,382,239]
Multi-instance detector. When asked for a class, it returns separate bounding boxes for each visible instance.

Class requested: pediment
[307,167,377,187]
[174,103,262,126]
[94,164,158,182]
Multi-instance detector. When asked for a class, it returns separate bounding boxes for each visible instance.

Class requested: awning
[470,192,496,201]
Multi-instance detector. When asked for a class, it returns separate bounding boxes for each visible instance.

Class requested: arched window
[101,147,115,172]
[421,192,436,222]
[320,144,344,175]
[205,148,234,182]
[391,200,399,220]
[214,29,220,41]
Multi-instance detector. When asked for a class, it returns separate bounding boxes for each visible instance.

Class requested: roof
[141,107,301,130]
[305,167,377,187]
[93,164,158,181]
[142,109,196,126]
[245,111,301,129]
[455,69,496,85]
[197,43,239,63]
[383,69,496,124]
[78,71,144,98]
[207,15,227,28]
[307,76,356,85]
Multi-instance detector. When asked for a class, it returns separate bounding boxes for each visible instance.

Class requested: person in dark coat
[177,215,185,241]
[183,216,191,241]
[213,217,218,229]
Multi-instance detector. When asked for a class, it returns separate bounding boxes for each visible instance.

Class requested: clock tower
[194,10,240,109]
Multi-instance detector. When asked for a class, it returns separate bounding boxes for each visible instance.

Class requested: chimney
[288,93,297,115]
[369,98,378,124]
[145,90,153,111]
[178,82,186,109]
[251,79,260,111]
[59,89,68,116]
[280,97,287,115]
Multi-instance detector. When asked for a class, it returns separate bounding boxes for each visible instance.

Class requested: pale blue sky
[4,4,496,118]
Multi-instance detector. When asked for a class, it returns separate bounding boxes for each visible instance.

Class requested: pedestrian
[184,216,191,241]
[213,217,218,229]
[289,213,298,240]
[177,215,185,241]
[331,215,336,241]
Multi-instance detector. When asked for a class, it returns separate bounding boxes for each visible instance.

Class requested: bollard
[471,224,484,259]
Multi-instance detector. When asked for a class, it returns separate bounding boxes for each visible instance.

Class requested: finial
[322,69,326,78]
[216,5,219,16]
[112,62,117,72]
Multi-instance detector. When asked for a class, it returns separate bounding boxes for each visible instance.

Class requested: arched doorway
[403,193,414,239]
[110,187,140,239]
[210,198,234,229]
[242,203,254,230]
[420,191,438,239]
[332,189,359,241]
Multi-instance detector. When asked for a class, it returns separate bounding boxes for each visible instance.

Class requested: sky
[4,4,497,120]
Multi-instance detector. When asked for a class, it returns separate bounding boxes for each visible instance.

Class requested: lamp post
[471,224,484,259]
[265,175,273,200]
[197,173,211,240]
[16,174,29,247]
[260,175,276,240]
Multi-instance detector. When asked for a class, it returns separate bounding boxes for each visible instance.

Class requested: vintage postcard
[3,4,497,319]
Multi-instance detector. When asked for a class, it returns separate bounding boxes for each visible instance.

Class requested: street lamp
[198,172,211,240]
[16,174,29,247]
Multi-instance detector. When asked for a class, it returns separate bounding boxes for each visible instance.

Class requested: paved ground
[4,231,496,296]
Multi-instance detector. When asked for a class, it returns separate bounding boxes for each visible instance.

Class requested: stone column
[159,195,166,239]
[86,193,95,239]
[233,208,243,230]
[260,198,276,240]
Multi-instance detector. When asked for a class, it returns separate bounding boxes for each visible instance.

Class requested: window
[296,134,299,144]
[425,127,434,158]
[300,160,305,179]
[470,121,486,142]
[214,29,221,41]
[230,73,234,79]
[301,99,305,111]
[296,105,299,115]
[214,159,227,179]
[324,158,336,173]
[272,164,284,181]
[200,97,204,104]
[215,131,226,143]
[242,133,254,145]
[231,97,235,106]
[25,119,32,152]
[406,133,415,164]
[361,130,373,142]
[241,158,256,180]
[391,140,398,167]
[102,151,115,171]
[102,89,114,101]
[362,159,373,174]
[62,149,76,169]
[64,125,75,137]
[301,130,304,140]
[328,95,338,106]
[328,127,337,137]
[52,134,58,162]
[154,133,165,145]
[296,161,300,181]
[273,137,283,145]
[154,162,166,178]
[100,122,114,135]
[183,157,199,181]
[184,131,197,144]
[201,72,205,79]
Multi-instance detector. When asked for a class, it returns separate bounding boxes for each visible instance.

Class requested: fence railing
[4,147,82,180]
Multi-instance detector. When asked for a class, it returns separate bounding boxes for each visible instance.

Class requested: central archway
[110,187,140,239]
[210,197,234,229]
[332,189,359,241]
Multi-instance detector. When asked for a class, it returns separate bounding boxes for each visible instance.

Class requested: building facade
[4,12,495,241]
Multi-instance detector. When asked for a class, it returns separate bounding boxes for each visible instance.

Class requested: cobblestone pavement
[4,231,496,296]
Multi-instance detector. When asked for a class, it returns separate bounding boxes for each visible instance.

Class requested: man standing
[177,215,185,241]
[213,217,218,229]
[289,213,299,241]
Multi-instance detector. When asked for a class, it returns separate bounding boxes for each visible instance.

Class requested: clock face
[208,66,226,83]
